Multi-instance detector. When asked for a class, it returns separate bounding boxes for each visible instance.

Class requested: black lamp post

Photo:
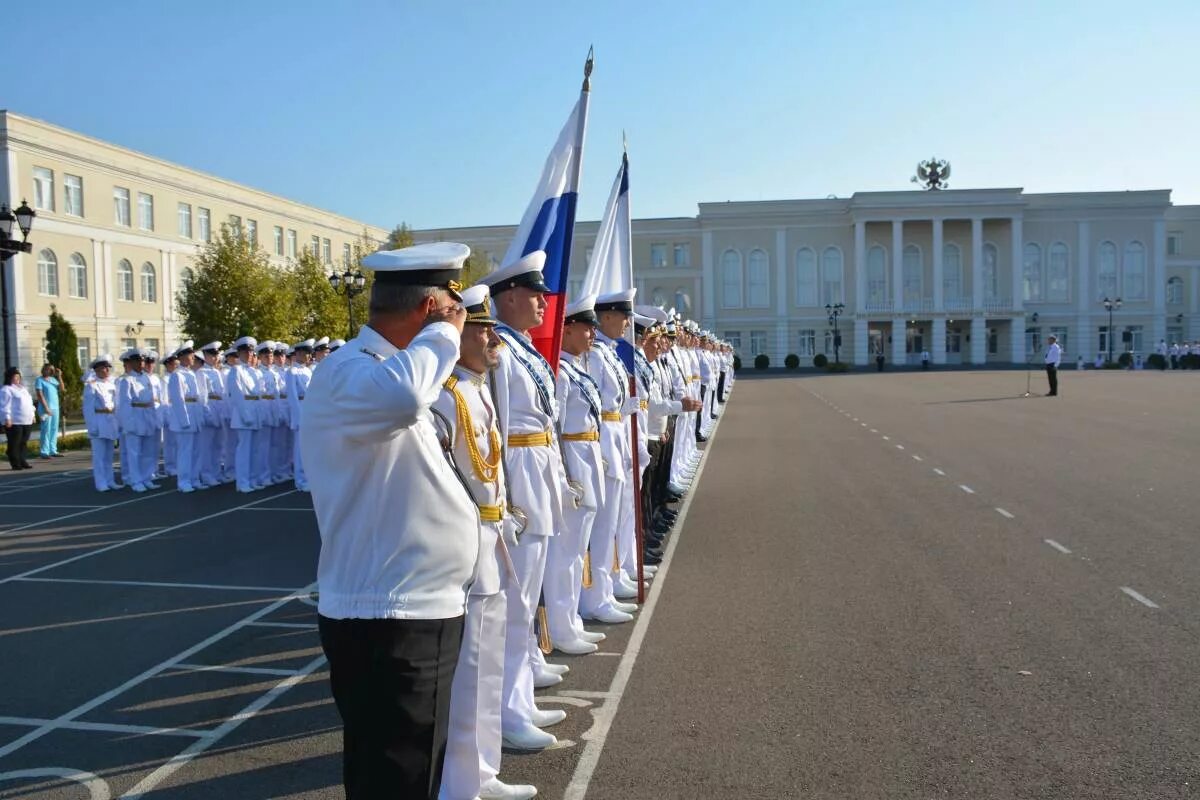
[329,262,367,339]
[1101,296,1122,365]
[825,302,845,364]
[1,200,37,371]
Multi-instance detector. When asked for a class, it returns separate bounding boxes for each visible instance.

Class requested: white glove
[622,396,641,415]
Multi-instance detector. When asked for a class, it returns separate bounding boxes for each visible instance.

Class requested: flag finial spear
[622,129,628,154]
[583,45,594,92]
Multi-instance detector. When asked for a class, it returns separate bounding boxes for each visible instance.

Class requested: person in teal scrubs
[34,364,63,458]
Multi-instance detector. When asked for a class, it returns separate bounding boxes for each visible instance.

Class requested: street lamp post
[825,302,845,364]
[329,262,367,340]
[1101,296,1122,365]
[0,200,37,371]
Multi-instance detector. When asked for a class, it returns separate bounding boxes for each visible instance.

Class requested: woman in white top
[2,367,36,470]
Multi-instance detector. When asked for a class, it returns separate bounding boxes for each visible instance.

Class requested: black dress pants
[716,371,727,403]
[6,424,31,468]
[319,614,464,800]
[1046,365,1058,396]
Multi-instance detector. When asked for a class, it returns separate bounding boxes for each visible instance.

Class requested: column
[776,228,789,361]
[931,317,947,365]
[891,316,906,366]
[891,220,904,313]
[1152,219,1167,345]
[1011,315,1026,365]
[1075,220,1091,368]
[854,317,868,366]
[854,220,866,311]
[1010,217,1024,313]
[701,229,715,330]
[970,317,987,365]
[102,242,115,319]
[932,218,944,312]
[971,218,984,310]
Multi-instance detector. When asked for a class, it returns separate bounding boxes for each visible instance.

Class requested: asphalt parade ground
[2,368,1200,798]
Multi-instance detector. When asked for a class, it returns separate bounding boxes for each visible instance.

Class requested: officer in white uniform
[220,347,240,482]
[286,339,314,491]
[197,342,226,487]
[1045,334,1062,396]
[254,341,280,488]
[303,242,475,800]
[272,341,293,482]
[83,354,119,491]
[312,336,331,366]
[116,350,159,492]
[164,342,204,492]
[228,337,262,493]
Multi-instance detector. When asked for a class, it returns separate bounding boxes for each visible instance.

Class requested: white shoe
[144,481,161,490]
[178,484,195,493]
[96,486,111,493]
[502,723,557,752]
[532,671,562,689]
[612,600,638,614]
[541,662,569,675]
[131,484,147,493]
[577,629,606,643]
[479,778,537,800]
[531,707,567,728]
[554,638,598,655]
[582,606,634,624]
[667,482,687,495]
[644,565,659,576]
[613,579,639,600]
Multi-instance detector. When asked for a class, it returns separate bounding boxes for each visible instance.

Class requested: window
[68,253,88,299]
[33,167,55,211]
[1097,241,1117,300]
[37,249,59,296]
[824,330,840,355]
[988,328,999,355]
[902,244,923,304]
[287,229,297,258]
[721,250,742,308]
[198,208,211,242]
[247,219,258,248]
[76,338,91,370]
[982,243,998,301]
[1050,326,1069,357]
[1022,243,1042,302]
[116,259,134,301]
[650,243,667,268]
[1167,232,1181,256]
[113,187,131,226]
[274,226,284,256]
[64,174,83,217]
[137,192,154,231]
[750,330,768,357]
[822,247,844,305]
[1026,326,1042,355]
[322,238,332,264]
[724,331,742,353]
[795,248,818,306]
[674,288,692,314]
[1123,241,1146,299]
[867,246,887,304]
[797,329,816,356]
[343,242,352,265]
[311,235,320,257]
[1125,324,1144,353]
[177,203,192,238]
[228,215,242,239]
[673,243,690,267]
[942,243,963,301]
[1047,242,1070,302]
[747,249,769,307]
[1167,276,1184,305]
[141,262,157,303]
[1098,326,1111,359]
[651,287,666,307]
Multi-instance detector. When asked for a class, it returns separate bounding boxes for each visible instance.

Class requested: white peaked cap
[200,341,222,353]
[633,313,656,329]
[595,288,637,305]
[255,340,275,352]
[176,340,195,353]
[234,336,258,350]
[90,353,114,368]
[460,283,489,308]
[362,242,469,300]
[330,339,346,349]
[294,338,315,350]
[635,305,669,323]
[314,336,330,349]
[565,293,598,317]
[483,250,549,293]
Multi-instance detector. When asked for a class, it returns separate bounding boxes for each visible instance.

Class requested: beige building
[0,111,387,373]
[421,190,1200,367]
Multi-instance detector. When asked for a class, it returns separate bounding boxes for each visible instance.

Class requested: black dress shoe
[642,551,663,565]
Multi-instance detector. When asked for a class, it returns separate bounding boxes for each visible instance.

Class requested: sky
[11,0,1199,232]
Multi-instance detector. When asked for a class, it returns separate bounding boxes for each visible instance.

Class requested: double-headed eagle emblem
[912,158,951,190]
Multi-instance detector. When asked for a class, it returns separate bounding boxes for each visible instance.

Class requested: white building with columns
[421,187,1200,367]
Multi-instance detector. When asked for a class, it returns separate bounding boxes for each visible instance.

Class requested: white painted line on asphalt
[852,417,858,421]
[1044,539,1072,554]
[0,715,208,739]
[1119,586,1160,609]
[959,485,975,494]
[882,435,890,440]
[16,576,300,593]
[895,444,904,450]
[245,621,318,630]
[589,652,622,657]
[244,507,313,512]
[563,400,723,800]
[869,428,878,433]
[175,663,301,678]
[911,454,922,461]
[860,422,867,427]
[1,490,168,536]
[995,508,1015,519]
[558,690,615,699]
[0,768,111,800]
[933,468,946,476]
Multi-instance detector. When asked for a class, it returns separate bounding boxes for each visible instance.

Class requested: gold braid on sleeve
[444,376,502,485]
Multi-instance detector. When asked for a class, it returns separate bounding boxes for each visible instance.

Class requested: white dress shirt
[1045,343,1062,366]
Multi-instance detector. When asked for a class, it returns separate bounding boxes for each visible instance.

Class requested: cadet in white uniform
[116,350,159,492]
[197,342,226,487]
[83,354,119,491]
[303,242,475,800]
[165,342,205,492]
[228,337,262,493]
[254,341,280,488]
[272,341,292,483]
[286,339,314,491]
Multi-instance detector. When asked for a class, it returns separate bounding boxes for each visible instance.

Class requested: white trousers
[90,437,116,491]
[545,502,596,644]
[174,431,197,490]
[138,433,158,486]
[220,421,236,481]
[270,424,291,481]
[252,426,271,486]
[196,425,218,485]
[163,428,177,475]
[291,427,307,489]
[501,534,548,734]
[235,428,256,490]
[439,588,507,800]
[616,477,638,577]
[580,476,623,614]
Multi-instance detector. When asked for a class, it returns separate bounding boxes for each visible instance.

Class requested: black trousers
[643,439,665,530]
[319,615,464,800]
[1046,365,1058,396]
[716,371,727,403]
[655,416,678,506]
[695,387,707,441]
[5,424,31,468]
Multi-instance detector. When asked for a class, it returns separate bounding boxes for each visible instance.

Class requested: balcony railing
[856,296,1017,315]
[982,297,1014,313]
[902,297,935,314]
[862,299,893,313]
[944,296,973,312]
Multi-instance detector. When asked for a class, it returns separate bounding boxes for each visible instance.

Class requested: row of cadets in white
[115,351,159,490]
[82,354,119,491]
[255,342,287,487]
[227,338,264,493]
[635,306,684,444]
[667,326,699,488]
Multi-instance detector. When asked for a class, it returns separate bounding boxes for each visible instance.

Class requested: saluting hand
[424,301,467,334]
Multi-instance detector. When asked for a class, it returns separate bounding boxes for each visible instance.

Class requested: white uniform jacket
[116,373,157,437]
[285,366,312,432]
[227,365,262,430]
[166,369,203,433]
[588,332,636,482]
[556,352,606,510]
[83,378,119,440]
[199,364,226,427]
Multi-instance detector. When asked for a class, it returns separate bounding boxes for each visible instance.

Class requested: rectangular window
[198,207,211,242]
[1167,233,1181,256]
[247,219,258,248]
[113,187,131,226]
[311,235,320,257]
[750,330,768,357]
[76,338,91,370]
[724,331,742,353]
[1125,325,1144,354]
[64,174,83,217]
[122,337,137,353]
[650,243,667,268]
[287,229,297,258]
[797,329,816,357]
[144,337,159,357]
[33,166,55,211]
[137,192,154,231]
[69,256,87,298]
[343,242,352,265]
[322,238,332,264]
[1049,326,1069,357]
[673,243,691,267]
[228,215,242,240]
[1098,326,1110,360]
[177,202,192,238]
[987,328,999,355]
[274,226,284,256]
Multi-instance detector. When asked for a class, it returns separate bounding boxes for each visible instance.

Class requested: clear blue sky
[12,0,1198,231]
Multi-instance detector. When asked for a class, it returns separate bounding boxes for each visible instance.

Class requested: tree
[45,305,83,418]
[461,251,493,287]
[177,226,295,346]
[284,250,348,342]
[384,223,414,250]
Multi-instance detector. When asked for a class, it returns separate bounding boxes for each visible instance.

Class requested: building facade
[0,111,387,373]
[419,189,1200,367]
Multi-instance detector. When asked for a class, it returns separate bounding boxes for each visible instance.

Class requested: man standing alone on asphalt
[1045,334,1061,397]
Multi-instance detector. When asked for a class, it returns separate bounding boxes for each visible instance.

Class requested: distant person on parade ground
[302,242,475,800]
[1045,334,1061,396]
[34,364,63,458]
[1,367,35,470]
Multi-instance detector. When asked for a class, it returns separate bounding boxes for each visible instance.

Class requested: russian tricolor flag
[582,151,635,372]
[500,53,592,372]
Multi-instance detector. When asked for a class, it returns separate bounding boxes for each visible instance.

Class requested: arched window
[68,253,88,299]
[902,244,923,304]
[795,247,817,306]
[651,286,666,307]
[36,249,59,296]
[1123,241,1146,300]
[747,249,769,307]
[140,262,157,303]
[821,247,843,305]
[721,250,742,308]
[867,246,887,304]
[982,243,998,301]
[1097,241,1117,300]
[1022,243,1042,302]
[1047,242,1070,302]
[674,288,692,315]
[942,243,963,301]
[1167,276,1184,305]
[117,259,134,301]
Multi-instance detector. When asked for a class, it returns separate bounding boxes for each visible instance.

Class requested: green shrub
[813,353,828,368]
[0,431,91,459]
[1100,361,1122,370]
[1147,353,1167,370]
[1117,352,1133,368]
[784,353,800,369]
[825,361,850,373]
[733,355,742,371]
[754,354,770,370]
